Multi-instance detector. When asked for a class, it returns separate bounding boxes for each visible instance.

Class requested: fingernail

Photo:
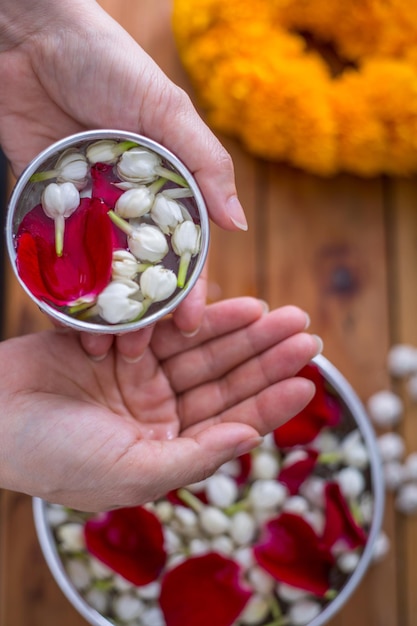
[121,353,145,364]
[234,436,263,457]
[181,327,200,338]
[304,312,311,329]
[227,196,248,231]
[89,352,109,362]
[258,299,270,314]
[312,334,324,355]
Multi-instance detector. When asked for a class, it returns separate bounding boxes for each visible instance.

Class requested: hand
[0,298,321,511]
[0,0,246,337]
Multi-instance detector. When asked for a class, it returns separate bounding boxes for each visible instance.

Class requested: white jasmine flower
[337,466,366,499]
[341,430,369,469]
[89,556,113,579]
[210,535,234,555]
[86,139,137,164]
[396,483,417,514]
[337,550,360,573]
[234,546,255,570]
[387,343,417,377]
[141,606,165,626]
[299,475,326,507]
[251,450,280,480]
[115,186,155,218]
[312,431,339,453]
[128,224,169,263]
[113,593,144,621]
[247,566,275,595]
[240,594,270,625]
[66,559,91,590]
[111,249,141,281]
[383,460,406,491]
[189,538,210,555]
[229,511,257,545]
[199,506,231,535]
[367,390,404,428]
[151,194,191,234]
[117,147,162,183]
[248,479,288,509]
[140,265,177,303]
[154,500,174,523]
[282,495,309,515]
[96,279,143,324]
[173,505,198,535]
[288,599,322,625]
[46,504,68,527]
[163,527,182,553]
[205,473,239,508]
[171,220,201,287]
[135,581,161,600]
[371,531,390,562]
[41,181,80,256]
[276,582,309,603]
[112,574,136,592]
[56,522,85,552]
[377,432,406,462]
[84,588,109,614]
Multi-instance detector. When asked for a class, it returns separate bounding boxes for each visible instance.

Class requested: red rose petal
[84,507,166,586]
[159,553,251,626]
[253,512,335,597]
[16,198,113,306]
[274,364,342,448]
[278,449,319,495]
[322,482,368,549]
[91,162,124,207]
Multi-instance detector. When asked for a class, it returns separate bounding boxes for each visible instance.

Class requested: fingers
[161,303,312,390]
[172,266,208,336]
[115,325,155,363]
[79,332,114,361]
[178,332,321,430]
[141,85,248,232]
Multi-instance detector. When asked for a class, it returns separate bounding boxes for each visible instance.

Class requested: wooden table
[1,2,417,625]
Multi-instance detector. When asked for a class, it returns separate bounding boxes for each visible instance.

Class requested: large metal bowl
[33,354,385,626]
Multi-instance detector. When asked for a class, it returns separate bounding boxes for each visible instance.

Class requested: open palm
[0,299,319,511]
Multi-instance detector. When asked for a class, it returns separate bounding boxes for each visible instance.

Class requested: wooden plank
[388,177,417,626]
[263,164,399,626]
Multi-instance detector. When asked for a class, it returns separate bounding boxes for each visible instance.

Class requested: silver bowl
[6,129,210,334]
[33,354,385,626]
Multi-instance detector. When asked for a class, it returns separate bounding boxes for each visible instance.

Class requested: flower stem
[149,177,168,195]
[29,169,58,183]
[177,488,204,513]
[177,251,191,288]
[163,187,194,199]
[155,166,189,187]
[115,140,138,155]
[54,215,65,257]
[107,210,134,236]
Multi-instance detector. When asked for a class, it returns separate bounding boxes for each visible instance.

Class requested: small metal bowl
[6,129,209,334]
[33,355,385,626]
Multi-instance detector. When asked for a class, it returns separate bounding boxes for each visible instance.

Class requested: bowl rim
[6,129,210,335]
[32,354,385,626]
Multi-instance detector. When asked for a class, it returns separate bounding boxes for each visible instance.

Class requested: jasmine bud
[115,186,155,218]
[151,195,191,234]
[140,265,177,303]
[86,139,137,164]
[128,224,169,263]
[171,220,201,287]
[41,182,80,256]
[96,279,143,324]
[117,147,161,184]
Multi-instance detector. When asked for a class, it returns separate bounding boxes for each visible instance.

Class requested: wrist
[0,0,94,52]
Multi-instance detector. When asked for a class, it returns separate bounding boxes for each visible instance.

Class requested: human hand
[0,0,245,337]
[0,298,321,511]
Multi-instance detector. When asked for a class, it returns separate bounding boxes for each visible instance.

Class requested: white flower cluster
[35,139,202,324]
[366,343,417,515]
[45,414,379,626]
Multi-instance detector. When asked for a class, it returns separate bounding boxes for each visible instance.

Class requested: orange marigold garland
[172,0,417,177]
